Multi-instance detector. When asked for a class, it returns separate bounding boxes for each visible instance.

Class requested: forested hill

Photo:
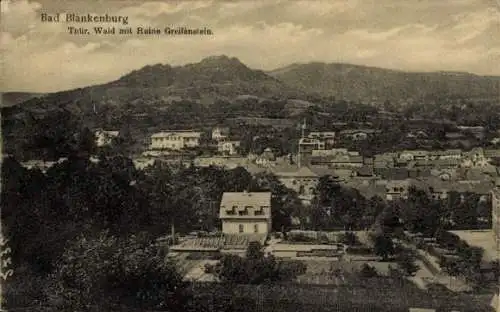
[3,55,304,114]
[1,92,45,107]
[268,62,500,104]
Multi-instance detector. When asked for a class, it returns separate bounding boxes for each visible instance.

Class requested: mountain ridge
[268,61,500,104]
[3,56,500,111]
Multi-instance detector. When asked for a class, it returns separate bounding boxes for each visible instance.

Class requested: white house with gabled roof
[219,192,272,235]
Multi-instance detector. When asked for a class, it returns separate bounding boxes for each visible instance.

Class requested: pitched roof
[243,164,268,175]
[401,150,429,156]
[451,181,493,194]
[95,130,119,136]
[309,165,337,177]
[220,192,272,209]
[465,169,490,181]
[151,130,202,138]
[378,168,410,180]
[356,165,374,176]
[340,129,378,135]
[271,165,319,178]
[485,149,500,158]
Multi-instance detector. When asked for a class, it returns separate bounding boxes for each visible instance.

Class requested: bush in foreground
[45,231,191,311]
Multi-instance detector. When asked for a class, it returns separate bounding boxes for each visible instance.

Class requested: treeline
[1,152,308,309]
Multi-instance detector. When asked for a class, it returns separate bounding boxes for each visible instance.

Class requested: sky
[1,0,499,92]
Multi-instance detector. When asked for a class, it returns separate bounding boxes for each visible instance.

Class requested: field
[191,281,494,312]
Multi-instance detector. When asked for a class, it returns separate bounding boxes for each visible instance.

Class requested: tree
[396,250,420,276]
[246,241,264,260]
[46,231,191,311]
[373,234,395,261]
[340,232,358,246]
[400,186,432,233]
[249,173,298,231]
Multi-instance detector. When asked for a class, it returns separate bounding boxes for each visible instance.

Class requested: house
[344,179,386,199]
[434,149,462,160]
[426,178,453,200]
[255,148,276,166]
[457,125,485,139]
[217,140,240,156]
[399,150,429,161]
[445,132,465,140]
[219,192,272,235]
[150,130,202,150]
[271,165,320,197]
[95,130,119,147]
[194,156,247,168]
[310,155,364,168]
[212,127,230,142]
[485,149,500,159]
[385,179,413,201]
[299,138,325,153]
[307,131,336,146]
[429,158,461,169]
[374,154,396,169]
[356,165,374,177]
[227,117,294,129]
[376,167,410,180]
[311,148,351,157]
[406,130,429,139]
[133,158,155,170]
[339,129,379,141]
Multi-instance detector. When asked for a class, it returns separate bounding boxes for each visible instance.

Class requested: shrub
[359,264,378,278]
[216,243,306,284]
[436,231,460,249]
[46,231,191,311]
[287,233,316,243]
[346,246,373,255]
[276,260,307,278]
[272,232,283,239]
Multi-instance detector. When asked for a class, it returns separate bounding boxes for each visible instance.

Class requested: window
[254,224,259,233]
[239,224,244,233]
[255,207,265,216]
[299,185,305,195]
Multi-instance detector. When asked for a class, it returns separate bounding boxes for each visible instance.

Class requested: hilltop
[268,62,500,104]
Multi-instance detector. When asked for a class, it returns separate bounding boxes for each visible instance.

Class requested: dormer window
[239,206,251,216]
[255,206,265,216]
[225,206,236,215]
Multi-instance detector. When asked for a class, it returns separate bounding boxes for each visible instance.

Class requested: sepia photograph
[1,0,500,311]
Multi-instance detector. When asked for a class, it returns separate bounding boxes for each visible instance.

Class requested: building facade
[272,166,319,197]
[95,130,119,147]
[212,127,230,142]
[219,192,272,235]
[217,140,240,155]
[307,131,336,147]
[150,130,202,150]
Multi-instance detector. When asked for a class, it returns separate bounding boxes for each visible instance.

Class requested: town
[2,0,500,309]
[6,113,500,311]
